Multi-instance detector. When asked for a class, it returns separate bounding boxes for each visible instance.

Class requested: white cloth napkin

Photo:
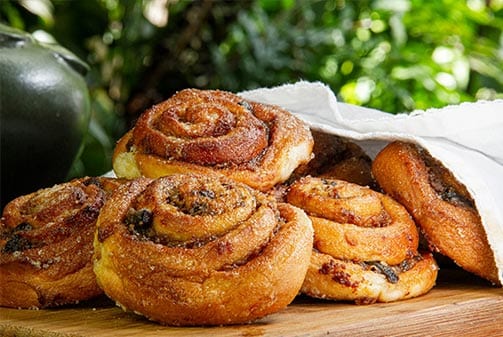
[240,81,503,284]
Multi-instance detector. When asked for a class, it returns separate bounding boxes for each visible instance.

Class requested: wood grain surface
[1,269,502,337]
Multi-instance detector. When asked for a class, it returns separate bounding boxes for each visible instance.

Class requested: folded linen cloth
[240,81,503,284]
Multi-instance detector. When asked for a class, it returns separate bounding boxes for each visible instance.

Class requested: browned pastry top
[94,173,313,325]
[113,89,314,191]
[0,177,123,308]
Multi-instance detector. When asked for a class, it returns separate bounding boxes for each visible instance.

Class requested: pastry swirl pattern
[286,176,438,304]
[0,177,122,308]
[113,89,313,191]
[93,173,313,326]
[133,89,268,166]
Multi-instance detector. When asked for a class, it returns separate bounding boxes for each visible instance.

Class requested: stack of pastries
[0,88,495,326]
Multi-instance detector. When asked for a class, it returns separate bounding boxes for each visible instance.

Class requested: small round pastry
[112,89,314,192]
[286,176,438,304]
[93,173,313,326]
[372,141,499,284]
[291,130,375,187]
[0,177,124,308]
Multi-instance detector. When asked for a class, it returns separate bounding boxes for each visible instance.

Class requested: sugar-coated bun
[112,89,313,192]
[287,176,438,303]
[93,173,314,326]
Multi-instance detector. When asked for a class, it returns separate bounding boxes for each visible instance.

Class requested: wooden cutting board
[1,268,502,337]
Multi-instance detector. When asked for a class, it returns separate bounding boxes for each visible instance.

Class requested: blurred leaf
[19,0,53,25]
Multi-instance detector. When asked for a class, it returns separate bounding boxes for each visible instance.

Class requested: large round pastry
[93,173,313,325]
[112,89,313,192]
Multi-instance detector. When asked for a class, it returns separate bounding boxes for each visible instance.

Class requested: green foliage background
[2,0,502,178]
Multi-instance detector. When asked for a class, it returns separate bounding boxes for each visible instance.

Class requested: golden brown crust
[372,141,499,284]
[291,130,375,187]
[133,89,269,166]
[0,177,124,308]
[302,250,438,304]
[287,177,418,265]
[112,89,313,192]
[93,173,313,326]
[286,176,437,303]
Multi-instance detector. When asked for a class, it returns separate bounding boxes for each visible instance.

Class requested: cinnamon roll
[93,173,313,326]
[286,176,438,304]
[0,177,123,308]
[112,89,313,191]
[372,141,499,284]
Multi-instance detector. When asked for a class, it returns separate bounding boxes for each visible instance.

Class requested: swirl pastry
[291,130,375,187]
[286,176,438,304]
[372,141,499,284]
[0,177,123,308]
[112,89,313,191]
[93,173,313,326]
